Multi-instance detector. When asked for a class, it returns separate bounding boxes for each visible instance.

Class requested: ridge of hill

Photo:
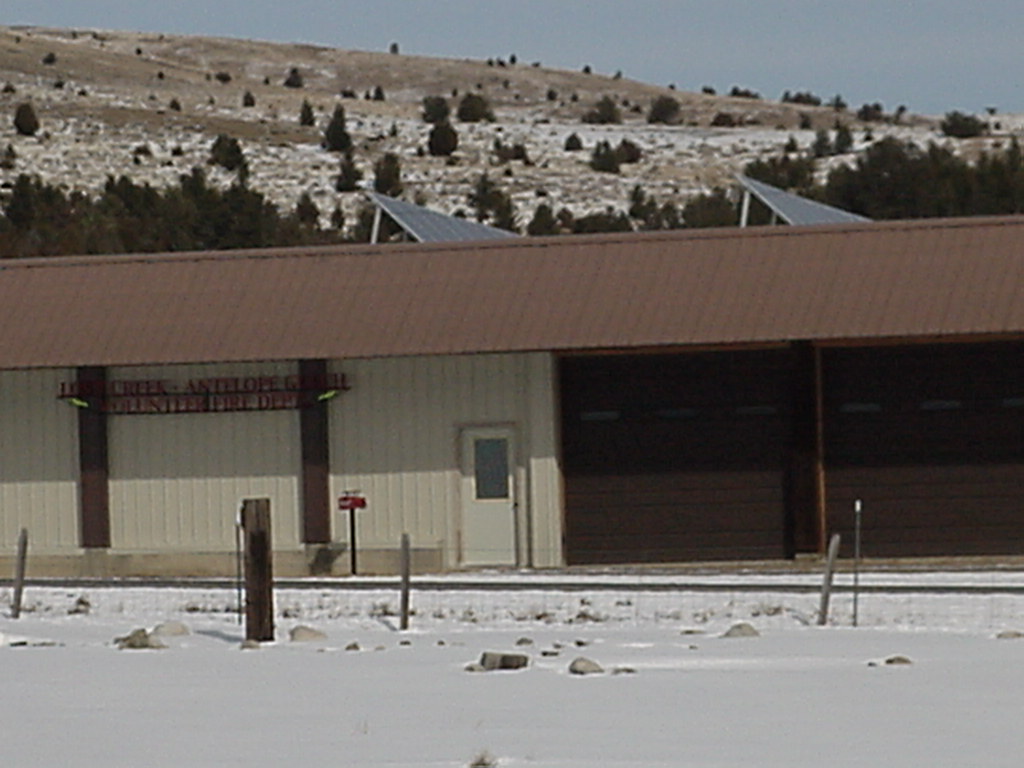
[0,25,999,237]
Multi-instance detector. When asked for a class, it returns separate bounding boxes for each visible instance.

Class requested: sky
[4,0,1022,116]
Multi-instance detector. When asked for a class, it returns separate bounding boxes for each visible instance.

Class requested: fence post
[241,498,274,642]
[817,533,841,626]
[399,533,411,631]
[11,528,28,619]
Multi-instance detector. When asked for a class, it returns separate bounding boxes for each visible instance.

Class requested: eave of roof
[1,215,1023,369]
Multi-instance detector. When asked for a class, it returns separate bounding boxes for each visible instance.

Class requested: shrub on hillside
[589,141,619,173]
[242,90,256,108]
[428,122,458,156]
[299,100,315,127]
[209,134,246,173]
[13,103,39,136]
[857,102,885,122]
[941,110,986,139]
[456,93,495,122]
[615,138,642,164]
[564,133,583,152]
[647,95,680,124]
[781,90,821,106]
[422,96,450,124]
[582,95,620,125]
[729,86,760,99]
[284,67,304,88]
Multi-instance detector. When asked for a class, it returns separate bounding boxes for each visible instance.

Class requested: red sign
[338,495,367,511]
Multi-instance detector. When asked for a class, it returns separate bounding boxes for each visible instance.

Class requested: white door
[460,427,517,566]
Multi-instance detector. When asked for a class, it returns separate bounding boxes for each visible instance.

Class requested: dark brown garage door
[824,343,1024,557]
[560,350,794,564]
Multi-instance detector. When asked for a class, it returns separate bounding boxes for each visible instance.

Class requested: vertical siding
[329,353,563,568]
[0,369,79,552]
[108,362,302,552]
[524,354,565,567]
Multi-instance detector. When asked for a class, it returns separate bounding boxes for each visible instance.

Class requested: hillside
[0,25,1002,237]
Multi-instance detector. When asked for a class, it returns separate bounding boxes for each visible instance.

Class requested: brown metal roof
[2,215,1024,369]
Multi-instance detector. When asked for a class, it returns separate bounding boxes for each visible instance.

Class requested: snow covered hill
[0,26,1008,238]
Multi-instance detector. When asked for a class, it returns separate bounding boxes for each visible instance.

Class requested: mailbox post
[338,493,367,575]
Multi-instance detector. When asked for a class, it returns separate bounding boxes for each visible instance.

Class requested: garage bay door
[824,343,1024,557]
[560,351,794,564]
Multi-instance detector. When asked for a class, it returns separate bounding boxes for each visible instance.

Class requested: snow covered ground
[3,574,1023,767]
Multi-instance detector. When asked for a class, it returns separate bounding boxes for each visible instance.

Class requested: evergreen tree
[834,123,854,154]
[573,208,632,233]
[323,105,352,152]
[329,204,344,231]
[295,192,319,226]
[589,141,620,173]
[812,129,833,158]
[373,153,403,196]
[467,172,515,225]
[526,203,559,235]
[0,143,16,170]
[335,151,362,192]
[299,100,315,127]
[683,188,736,227]
[209,134,247,175]
[563,133,583,152]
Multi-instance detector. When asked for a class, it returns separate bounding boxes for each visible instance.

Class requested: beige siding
[329,352,563,568]
[524,354,564,568]
[0,369,79,552]
[109,362,302,552]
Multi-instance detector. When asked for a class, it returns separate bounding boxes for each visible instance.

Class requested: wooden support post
[785,342,826,556]
[241,498,274,642]
[77,366,111,549]
[299,359,331,545]
[399,533,411,631]
[817,533,841,626]
[11,528,28,619]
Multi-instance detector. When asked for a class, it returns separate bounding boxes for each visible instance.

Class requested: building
[1,215,1022,576]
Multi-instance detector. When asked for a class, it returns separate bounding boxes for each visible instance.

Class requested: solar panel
[366,192,521,243]
[737,175,871,226]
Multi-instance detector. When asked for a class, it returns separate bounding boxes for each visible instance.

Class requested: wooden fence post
[241,499,274,642]
[817,533,841,626]
[399,533,411,631]
[11,528,28,619]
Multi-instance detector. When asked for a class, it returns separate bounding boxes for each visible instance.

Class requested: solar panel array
[367,192,520,243]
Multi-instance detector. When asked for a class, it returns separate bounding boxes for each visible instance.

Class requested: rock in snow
[478,651,530,671]
[568,657,604,675]
[289,625,328,642]
[151,620,190,637]
[114,628,167,650]
[721,622,760,638]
